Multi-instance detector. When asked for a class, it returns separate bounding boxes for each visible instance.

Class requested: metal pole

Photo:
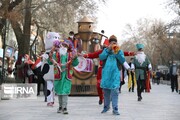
[35,43,36,55]
[1,19,7,84]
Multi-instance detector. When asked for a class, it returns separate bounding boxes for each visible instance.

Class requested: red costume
[84,39,135,104]
[145,71,151,92]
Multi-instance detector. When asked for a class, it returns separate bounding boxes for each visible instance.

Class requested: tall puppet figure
[43,32,61,106]
[133,43,152,101]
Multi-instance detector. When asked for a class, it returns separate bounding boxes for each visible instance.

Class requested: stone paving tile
[0,83,179,120]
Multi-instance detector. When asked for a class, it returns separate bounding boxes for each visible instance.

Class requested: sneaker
[47,102,53,107]
[57,107,62,113]
[99,100,103,105]
[137,97,141,101]
[62,108,68,114]
[113,111,120,115]
[101,106,110,113]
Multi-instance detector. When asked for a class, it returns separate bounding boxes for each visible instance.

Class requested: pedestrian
[177,68,180,94]
[49,40,79,114]
[169,61,178,93]
[152,70,156,84]
[31,54,47,102]
[156,69,161,85]
[132,43,152,101]
[99,35,130,115]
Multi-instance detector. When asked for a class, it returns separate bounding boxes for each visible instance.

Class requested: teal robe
[99,48,126,89]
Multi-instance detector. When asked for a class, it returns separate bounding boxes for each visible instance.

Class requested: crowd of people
[12,31,180,116]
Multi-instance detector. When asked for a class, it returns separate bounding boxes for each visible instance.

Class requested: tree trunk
[22,0,32,55]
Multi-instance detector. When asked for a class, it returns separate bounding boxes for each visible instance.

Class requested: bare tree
[0,0,107,59]
[121,18,175,69]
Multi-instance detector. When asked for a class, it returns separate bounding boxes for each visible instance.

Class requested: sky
[95,0,178,43]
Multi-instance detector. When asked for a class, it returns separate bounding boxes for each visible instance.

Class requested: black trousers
[130,73,135,91]
[37,75,47,98]
[137,80,146,97]
[171,75,178,92]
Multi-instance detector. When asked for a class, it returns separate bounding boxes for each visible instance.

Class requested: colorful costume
[127,58,136,92]
[99,35,130,115]
[49,40,79,114]
[133,43,152,101]
[84,39,134,105]
[42,32,61,106]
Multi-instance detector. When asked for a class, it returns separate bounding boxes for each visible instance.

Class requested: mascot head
[45,32,61,52]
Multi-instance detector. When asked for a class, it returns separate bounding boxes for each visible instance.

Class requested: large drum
[73,57,94,80]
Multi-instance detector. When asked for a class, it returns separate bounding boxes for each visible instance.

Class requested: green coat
[133,54,151,81]
[54,54,79,95]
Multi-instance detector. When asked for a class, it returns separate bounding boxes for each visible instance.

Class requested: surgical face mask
[95,39,99,43]
[69,36,74,39]
[21,57,25,62]
[59,46,68,55]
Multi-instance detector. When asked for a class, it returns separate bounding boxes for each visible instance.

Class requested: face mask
[21,57,25,62]
[59,46,67,55]
[95,39,99,43]
[70,36,74,39]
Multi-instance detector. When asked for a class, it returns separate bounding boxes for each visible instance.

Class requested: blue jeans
[103,88,119,112]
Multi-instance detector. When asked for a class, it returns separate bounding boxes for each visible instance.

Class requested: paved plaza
[0,83,180,120]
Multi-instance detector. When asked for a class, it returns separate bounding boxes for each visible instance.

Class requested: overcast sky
[95,0,177,41]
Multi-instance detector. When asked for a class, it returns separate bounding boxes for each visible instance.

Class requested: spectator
[24,54,35,83]
[169,61,178,93]
[178,68,180,94]
[15,55,26,83]
[156,69,161,85]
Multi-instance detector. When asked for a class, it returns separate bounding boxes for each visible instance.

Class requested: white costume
[42,32,61,106]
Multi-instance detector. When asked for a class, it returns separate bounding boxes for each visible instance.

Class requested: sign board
[5,46,14,58]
